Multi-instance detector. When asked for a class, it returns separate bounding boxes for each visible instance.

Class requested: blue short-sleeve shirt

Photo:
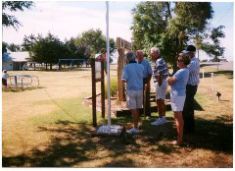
[122,63,144,91]
[171,68,189,96]
[138,59,152,79]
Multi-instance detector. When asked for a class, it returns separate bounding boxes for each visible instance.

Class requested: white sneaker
[151,117,167,126]
[126,128,139,134]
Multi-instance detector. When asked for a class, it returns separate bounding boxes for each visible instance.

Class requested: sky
[2,1,234,61]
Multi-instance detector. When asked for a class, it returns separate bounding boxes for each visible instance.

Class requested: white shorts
[126,90,143,109]
[170,94,186,112]
[155,79,167,100]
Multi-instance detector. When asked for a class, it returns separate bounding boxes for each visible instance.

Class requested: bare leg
[174,111,184,145]
[157,99,165,117]
[131,109,139,129]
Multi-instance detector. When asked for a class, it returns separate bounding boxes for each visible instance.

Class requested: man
[2,70,9,88]
[122,51,144,134]
[182,45,200,134]
[150,47,169,126]
[136,50,152,117]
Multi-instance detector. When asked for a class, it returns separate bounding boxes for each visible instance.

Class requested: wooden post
[116,37,131,102]
[14,75,18,88]
[117,48,126,101]
[144,82,151,117]
[91,59,97,127]
[101,61,105,118]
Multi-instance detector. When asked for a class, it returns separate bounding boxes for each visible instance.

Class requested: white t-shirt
[2,72,9,80]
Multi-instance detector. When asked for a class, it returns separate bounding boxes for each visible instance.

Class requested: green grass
[105,77,118,97]
[29,97,105,126]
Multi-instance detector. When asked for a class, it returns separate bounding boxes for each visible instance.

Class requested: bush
[105,77,117,98]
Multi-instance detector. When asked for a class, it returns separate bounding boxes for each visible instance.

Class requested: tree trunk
[50,63,52,70]
[117,48,126,101]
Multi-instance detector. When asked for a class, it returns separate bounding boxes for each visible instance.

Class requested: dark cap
[186,45,196,52]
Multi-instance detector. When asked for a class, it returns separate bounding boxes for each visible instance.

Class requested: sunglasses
[177,59,183,62]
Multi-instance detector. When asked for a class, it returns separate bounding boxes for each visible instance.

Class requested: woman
[168,53,190,145]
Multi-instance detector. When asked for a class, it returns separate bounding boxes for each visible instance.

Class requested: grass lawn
[2,65,233,167]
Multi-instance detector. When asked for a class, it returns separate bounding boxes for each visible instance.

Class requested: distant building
[2,51,31,70]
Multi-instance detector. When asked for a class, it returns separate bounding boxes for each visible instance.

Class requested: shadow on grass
[185,117,233,153]
[2,120,139,167]
[3,114,233,167]
[194,99,204,111]
[2,86,44,92]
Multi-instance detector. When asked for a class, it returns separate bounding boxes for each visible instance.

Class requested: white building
[2,51,30,70]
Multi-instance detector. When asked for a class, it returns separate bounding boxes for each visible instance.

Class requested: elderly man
[136,50,152,117]
[182,45,200,134]
[122,51,144,134]
[150,47,169,126]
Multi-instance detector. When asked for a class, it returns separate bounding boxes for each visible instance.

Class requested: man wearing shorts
[122,51,144,134]
[150,47,169,126]
[136,50,152,117]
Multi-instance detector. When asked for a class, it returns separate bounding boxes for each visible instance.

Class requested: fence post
[101,61,105,118]
[91,59,97,127]
[14,75,18,88]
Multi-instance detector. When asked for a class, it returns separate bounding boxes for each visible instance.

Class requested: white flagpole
[106,1,111,127]
[96,1,123,135]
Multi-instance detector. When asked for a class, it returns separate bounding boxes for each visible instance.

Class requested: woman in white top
[168,53,190,145]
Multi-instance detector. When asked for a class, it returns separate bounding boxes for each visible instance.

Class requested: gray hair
[126,51,136,62]
[150,47,160,54]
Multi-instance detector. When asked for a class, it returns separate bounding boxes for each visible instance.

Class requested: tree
[131,2,171,51]
[8,43,21,52]
[2,42,8,55]
[23,33,69,70]
[131,2,218,71]
[2,1,34,29]
[74,29,115,58]
[201,25,225,60]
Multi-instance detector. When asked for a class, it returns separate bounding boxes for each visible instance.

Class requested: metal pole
[106,1,111,127]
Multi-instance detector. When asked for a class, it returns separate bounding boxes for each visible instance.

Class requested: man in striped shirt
[150,47,169,126]
[136,50,152,117]
[182,45,200,134]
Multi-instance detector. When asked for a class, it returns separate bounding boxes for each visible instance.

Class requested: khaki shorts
[126,90,143,109]
[155,79,167,100]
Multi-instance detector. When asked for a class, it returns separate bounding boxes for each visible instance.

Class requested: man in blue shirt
[122,51,144,134]
[182,45,200,134]
[136,50,152,117]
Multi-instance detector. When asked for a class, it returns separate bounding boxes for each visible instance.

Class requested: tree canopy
[74,29,115,57]
[22,29,115,70]
[131,2,224,69]
[2,1,34,29]
[23,33,69,70]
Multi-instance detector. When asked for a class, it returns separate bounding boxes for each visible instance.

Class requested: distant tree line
[3,29,115,70]
[23,29,115,70]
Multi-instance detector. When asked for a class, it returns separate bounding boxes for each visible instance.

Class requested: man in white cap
[182,45,200,134]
